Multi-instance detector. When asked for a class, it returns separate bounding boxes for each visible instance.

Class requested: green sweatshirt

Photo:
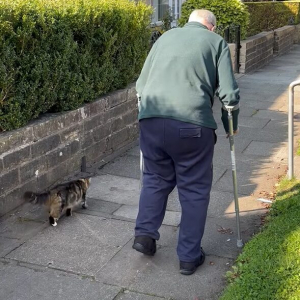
[136,22,240,130]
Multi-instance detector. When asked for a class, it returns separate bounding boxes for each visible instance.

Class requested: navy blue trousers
[135,118,215,263]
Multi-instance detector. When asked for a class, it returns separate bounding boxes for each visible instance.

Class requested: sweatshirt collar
[184,22,209,30]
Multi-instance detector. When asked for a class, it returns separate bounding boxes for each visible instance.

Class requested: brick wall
[294,24,300,44]
[239,31,274,74]
[274,26,295,56]
[0,84,138,217]
[228,25,298,74]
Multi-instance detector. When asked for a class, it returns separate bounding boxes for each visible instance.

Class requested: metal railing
[288,80,300,179]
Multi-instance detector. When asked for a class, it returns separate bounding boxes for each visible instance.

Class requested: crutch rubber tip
[237,240,243,248]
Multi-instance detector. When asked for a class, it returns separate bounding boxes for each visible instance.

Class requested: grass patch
[220,178,300,300]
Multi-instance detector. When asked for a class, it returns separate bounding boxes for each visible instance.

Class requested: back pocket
[180,128,201,138]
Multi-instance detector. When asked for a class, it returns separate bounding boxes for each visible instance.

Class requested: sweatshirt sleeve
[217,43,240,109]
[217,42,240,133]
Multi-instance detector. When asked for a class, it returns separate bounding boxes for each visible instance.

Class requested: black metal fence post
[224,27,230,43]
[235,25,241,74]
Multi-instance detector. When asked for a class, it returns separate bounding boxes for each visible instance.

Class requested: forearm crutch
[137,95,144,190]
[226,106,243,248]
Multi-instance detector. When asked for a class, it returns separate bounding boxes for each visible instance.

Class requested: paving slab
[0,237,21,257]
[243,141,280,157]
[113,205,181,226]
[214,161,287,196]
[99,154,140,179]
[6,214,134,276]
[237,116,270,128]
[84,197,122,214]
[87,174,181,213]
[202,213,264,259]
[242,98,285,111]
[128,251,232,300]
[0,260,121,300]
[87,174,140,205]
[0,209,47,240]
[233,126,288,143]
[116,291,166,300]
[252,109,287,121]
[207,191,266,218]
[213,143,269,167]
[214,135,251,154]
[126,146,141,157]
[97,226,179,287]
[98,237,233,300]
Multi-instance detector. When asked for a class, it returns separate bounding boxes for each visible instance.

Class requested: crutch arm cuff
[222,103,240,111]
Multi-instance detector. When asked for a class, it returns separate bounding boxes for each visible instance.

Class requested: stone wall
[274,26,295,56]
[294,24,300,44]
[228,25,298,74]
[0,84,138,217]
[239,31,274,74]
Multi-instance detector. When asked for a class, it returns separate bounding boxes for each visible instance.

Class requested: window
[158,0,169,21]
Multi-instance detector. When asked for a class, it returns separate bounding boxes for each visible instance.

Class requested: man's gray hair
[188,9,216,26]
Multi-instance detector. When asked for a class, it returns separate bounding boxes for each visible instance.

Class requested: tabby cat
[24,178,91,226]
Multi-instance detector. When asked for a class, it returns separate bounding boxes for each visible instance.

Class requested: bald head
[188,9,216,31]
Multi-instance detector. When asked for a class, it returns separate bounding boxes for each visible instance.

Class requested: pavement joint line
[84,197,123,215]
[5,257,100,281]
[206,207,267,218]
[75,209,113,219]
[111,204,125,215]
[76,209,137,224]
[213,169,228,185]
[204,254,236,261]
[262,119,272,129]
[97,171,139,181]
[113,288,169,300]
[111,288,126,300]
[241,140,253,154]
[2,241,26,258]
[0,235,19,241]
[97,236,134,275]
[212,186,251,197]
[77,208,179,227]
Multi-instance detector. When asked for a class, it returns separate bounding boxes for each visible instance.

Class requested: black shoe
[132,236,156,256]
[179,248,206,275]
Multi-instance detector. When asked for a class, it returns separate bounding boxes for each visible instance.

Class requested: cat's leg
[49,215,59,226]
[49,205,60,227]
[66,208,72,216]
[82,193,88,209]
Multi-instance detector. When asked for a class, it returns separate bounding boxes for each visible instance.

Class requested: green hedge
[178,0,250,40]
[245,1,300,37]
[0,0,152,131]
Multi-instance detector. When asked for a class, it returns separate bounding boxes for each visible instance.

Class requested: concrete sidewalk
[1,45,300,300]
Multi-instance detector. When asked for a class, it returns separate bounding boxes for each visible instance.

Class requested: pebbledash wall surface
[0,84,138,216]
[0,24,300,216]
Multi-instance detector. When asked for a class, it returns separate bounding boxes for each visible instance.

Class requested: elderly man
[132,9,240,275]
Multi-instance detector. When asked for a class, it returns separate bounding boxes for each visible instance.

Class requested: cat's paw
[51,222,57,227]
[82,203,88,209]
